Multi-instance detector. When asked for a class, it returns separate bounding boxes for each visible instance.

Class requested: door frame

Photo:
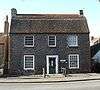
[46,55,58,74]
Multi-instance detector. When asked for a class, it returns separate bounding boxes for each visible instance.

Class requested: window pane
[24,55,34,69]
[68,35,78,46]
[69,54,79,69]
[48,36,56,46]
[49,41,55,45]
[24,36,34,46]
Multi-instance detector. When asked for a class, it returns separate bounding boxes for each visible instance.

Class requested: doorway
[46,55,58,74]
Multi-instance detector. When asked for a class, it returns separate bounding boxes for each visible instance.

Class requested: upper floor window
[68,35,78,47]
[24,36,34,47]
[68,54,79,69]
[24,55,34,70]
[48,35,56,47]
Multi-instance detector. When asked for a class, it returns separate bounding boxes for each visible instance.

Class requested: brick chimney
[4,15,9,35]
[11,8,17,19]
[79,10,84,15]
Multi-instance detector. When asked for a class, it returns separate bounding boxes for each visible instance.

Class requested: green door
[49,57,56,74]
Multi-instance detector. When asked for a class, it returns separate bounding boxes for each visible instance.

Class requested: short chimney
[4,15,9,34]
[11,8,17,19]
[91,36,94,41]
[79,10,84,15]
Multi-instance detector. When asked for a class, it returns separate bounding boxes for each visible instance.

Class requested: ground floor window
[68,54,79,69]
[24,55,34,70]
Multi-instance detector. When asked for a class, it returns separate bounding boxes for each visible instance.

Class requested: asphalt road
[0,80,100,90]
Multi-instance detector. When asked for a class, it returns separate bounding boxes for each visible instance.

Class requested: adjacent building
[0,16,9,75]
[0,41,5,68]
[9,8,91,76]
[90,36,100,46]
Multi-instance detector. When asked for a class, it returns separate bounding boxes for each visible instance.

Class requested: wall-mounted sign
[60,60,66,62]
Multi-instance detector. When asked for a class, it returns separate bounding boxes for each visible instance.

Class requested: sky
[0,0,100,37]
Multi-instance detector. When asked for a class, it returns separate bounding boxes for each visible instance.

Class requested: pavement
[0,73,100,83]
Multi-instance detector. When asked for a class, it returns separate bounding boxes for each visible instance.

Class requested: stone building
[9,8,91,76]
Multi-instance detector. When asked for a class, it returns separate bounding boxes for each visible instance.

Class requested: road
[0,80,100,90]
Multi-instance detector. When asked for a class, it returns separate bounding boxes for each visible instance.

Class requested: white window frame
[68,35,78,47]
[68,54,79,69]
[24,36,34,47]
[48,35,56,47]
[24,55,35,70]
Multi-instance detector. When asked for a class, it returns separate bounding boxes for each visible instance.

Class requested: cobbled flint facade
[9,8,91,76]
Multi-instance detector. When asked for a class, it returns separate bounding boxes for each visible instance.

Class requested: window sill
[69,67,79,69]
[24,45,34,47]
[24,68,34,70]
[48,46,56,47]
[68,45,78,48]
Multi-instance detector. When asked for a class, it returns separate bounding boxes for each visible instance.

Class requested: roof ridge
[17,14,79,15]
[16,14,80,17]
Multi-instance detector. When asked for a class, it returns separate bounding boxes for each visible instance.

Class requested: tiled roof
[10,14,89,34]
[15,14,82,19]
